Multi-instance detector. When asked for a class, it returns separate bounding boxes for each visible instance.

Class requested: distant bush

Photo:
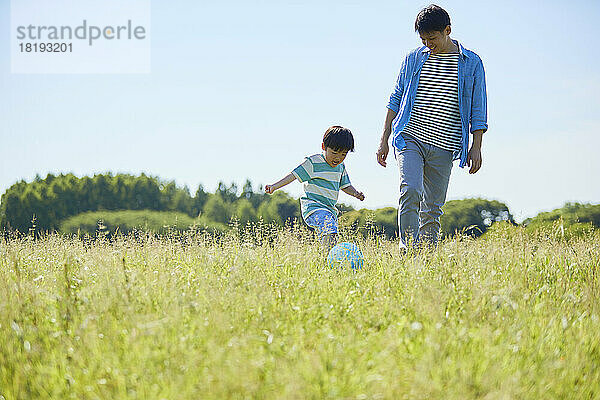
[479,220,522,239]
[441,198,514,238]
[59,210,226,237]
[524,203,600,230]
[256,192,301,225]
[340,207,397,238]
[340,199,516,240]
[523,220,596,241]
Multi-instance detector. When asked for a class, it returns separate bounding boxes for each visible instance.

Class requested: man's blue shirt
[387,40,488,168]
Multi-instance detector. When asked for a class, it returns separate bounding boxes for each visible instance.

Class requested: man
[376,4,488,250]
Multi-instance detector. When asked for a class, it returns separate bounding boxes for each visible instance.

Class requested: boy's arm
[341,185,365,201]
[265,173,296,194]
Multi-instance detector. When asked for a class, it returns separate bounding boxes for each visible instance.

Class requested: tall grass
[1,223,599,399]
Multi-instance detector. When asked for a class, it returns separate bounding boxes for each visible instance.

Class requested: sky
[1,0,599,222]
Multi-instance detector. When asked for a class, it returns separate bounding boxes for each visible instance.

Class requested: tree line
[0,173,299,234]
[1,172,597,238]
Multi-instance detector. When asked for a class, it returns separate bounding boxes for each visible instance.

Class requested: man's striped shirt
[402,52,462,152]
[292,154,351,220]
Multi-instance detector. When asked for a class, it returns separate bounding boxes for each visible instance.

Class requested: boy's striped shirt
[292,154,351,220]
[402,52,462,152]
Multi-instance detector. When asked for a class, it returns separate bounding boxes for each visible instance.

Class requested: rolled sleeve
[386,56,408,113]
[470,57,488,133]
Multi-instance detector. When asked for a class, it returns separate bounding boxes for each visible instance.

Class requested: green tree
[91,174,113,210]
[340,207,396,238]
[167,185,194,215]
[216,181,238,204]
[131,174,162,210]
[441,198,514,238]
[257,192,300,225]
[241,180,254,200]
[234,198,257,225]
[192,185,208,217]
[0,173,196,233]
[202,194,231,225]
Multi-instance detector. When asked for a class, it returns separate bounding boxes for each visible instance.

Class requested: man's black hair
[415,4,451,33]
[323,126,354,152]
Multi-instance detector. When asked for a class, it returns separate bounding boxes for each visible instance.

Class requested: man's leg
[396,136,425,249]
[419,146,453,247]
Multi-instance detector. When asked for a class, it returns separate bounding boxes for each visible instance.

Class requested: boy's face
[419,26,452,54]
[322,144,348,168]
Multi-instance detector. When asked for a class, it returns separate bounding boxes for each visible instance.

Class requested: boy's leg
[321,233,337,252]
[320,211,338,252]
[396,136,425,249]
[305,210,338,252]
[419,146,453,247]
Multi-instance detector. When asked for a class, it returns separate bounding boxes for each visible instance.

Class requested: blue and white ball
[327,242,365,270]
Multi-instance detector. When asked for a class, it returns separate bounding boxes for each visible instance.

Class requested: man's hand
[376,140,389,167]
[467,130,484,174]
[377,109,397,167]
[467,147,482,174]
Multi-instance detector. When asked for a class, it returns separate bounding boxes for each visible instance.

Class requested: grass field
[1,223,599,399]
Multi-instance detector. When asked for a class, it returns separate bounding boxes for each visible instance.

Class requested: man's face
[419,26,451,54]
[322,144,348,168]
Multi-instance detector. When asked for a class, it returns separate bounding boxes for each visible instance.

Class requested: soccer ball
[327,242,364,270]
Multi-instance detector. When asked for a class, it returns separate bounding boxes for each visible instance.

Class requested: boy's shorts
[304,209,338,234]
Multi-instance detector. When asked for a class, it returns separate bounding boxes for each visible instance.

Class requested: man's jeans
[395,135,453,249]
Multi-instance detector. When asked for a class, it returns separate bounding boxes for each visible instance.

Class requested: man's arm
[376,108,398,167]
[467,130,483,174]
[467,57,488,175]
[470,57,488,134]
[378,54,409,168]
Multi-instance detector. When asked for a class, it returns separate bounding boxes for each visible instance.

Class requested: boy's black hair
[323,126,354,152]
[414,4,451,33]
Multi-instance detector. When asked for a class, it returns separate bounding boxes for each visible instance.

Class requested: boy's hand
[265,185,275,194]
[342,185,365,201]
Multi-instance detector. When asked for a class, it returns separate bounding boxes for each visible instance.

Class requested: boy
[375,5,488,250]
[265,126,365,248]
